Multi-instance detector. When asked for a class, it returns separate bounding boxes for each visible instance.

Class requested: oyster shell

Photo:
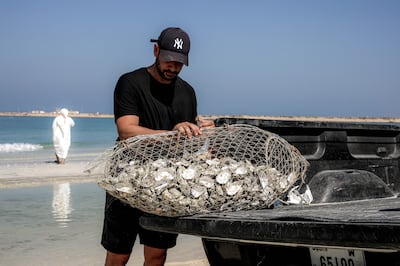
[216,170,231,184]
[199,176,214,188]
[115,182,134,194]
[181,166,198,180]
[155,168,175,182]
[235,164,248,175]
[152,159,168,168]
[191,185,207,198]
[226,181,242,196]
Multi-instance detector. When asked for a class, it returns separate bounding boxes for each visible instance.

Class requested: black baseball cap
[150,27,190,66]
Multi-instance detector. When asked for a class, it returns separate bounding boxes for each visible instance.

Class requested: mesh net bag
[97,124,309,217]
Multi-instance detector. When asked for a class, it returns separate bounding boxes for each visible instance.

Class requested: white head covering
[60,108,69,117]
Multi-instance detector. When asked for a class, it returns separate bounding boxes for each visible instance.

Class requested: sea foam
[0,143,44,153]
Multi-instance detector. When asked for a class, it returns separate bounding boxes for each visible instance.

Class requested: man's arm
[116,115,167,140]
[116,115,214,140]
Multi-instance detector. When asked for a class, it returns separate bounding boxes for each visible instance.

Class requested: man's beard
[155,60,179,81]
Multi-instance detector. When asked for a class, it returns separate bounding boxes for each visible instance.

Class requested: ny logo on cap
[173,38,184,50]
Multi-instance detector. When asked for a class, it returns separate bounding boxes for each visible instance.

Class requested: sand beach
[0,159,209,266]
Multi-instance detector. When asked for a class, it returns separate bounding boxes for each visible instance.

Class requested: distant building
[54,109,80,114]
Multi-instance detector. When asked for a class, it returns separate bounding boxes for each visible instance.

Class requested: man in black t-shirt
[101,27,214,266]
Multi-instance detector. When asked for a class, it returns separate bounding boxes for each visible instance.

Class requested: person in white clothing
[52,108,75,164]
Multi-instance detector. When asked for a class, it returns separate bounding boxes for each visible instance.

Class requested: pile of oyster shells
[97,124,309,217]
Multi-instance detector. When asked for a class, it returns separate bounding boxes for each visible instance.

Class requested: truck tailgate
[140,196,400,250]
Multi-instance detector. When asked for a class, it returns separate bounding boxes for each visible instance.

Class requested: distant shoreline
[1,112,400,123]
[0,111,114,118]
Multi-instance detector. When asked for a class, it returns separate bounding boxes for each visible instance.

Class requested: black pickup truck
[140,117,400,266]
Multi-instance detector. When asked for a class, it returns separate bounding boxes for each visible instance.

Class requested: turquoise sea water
[0,183,205,266]
[0,183,108,265]
[0,116,117,164]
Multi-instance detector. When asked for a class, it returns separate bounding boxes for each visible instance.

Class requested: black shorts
[101,193,178,254]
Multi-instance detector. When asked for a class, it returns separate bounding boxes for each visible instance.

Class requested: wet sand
[0,160,98,188]
[0,160,209,266]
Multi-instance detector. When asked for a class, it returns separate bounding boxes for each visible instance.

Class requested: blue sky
[0,0,399,117]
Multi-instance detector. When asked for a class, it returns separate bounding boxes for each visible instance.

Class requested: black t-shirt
[114,68,197,130]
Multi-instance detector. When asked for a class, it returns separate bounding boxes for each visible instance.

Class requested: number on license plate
[309,247,365,266]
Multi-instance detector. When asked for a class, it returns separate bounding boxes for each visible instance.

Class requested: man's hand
[172,121,201,138]
[172,117,215,138]
[196,116,215,129]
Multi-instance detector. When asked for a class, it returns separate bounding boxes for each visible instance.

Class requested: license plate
[309,247,365,266]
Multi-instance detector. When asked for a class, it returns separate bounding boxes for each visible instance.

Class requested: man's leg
[144,245,167,266]
[104,251,131,266]
[140,228,177,266]
[102,194,140,266]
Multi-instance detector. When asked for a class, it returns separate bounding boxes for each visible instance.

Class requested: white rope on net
[97,124,309,217]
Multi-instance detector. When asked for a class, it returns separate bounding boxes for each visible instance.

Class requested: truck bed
[139,118,400,265]
[140,196,400,251]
